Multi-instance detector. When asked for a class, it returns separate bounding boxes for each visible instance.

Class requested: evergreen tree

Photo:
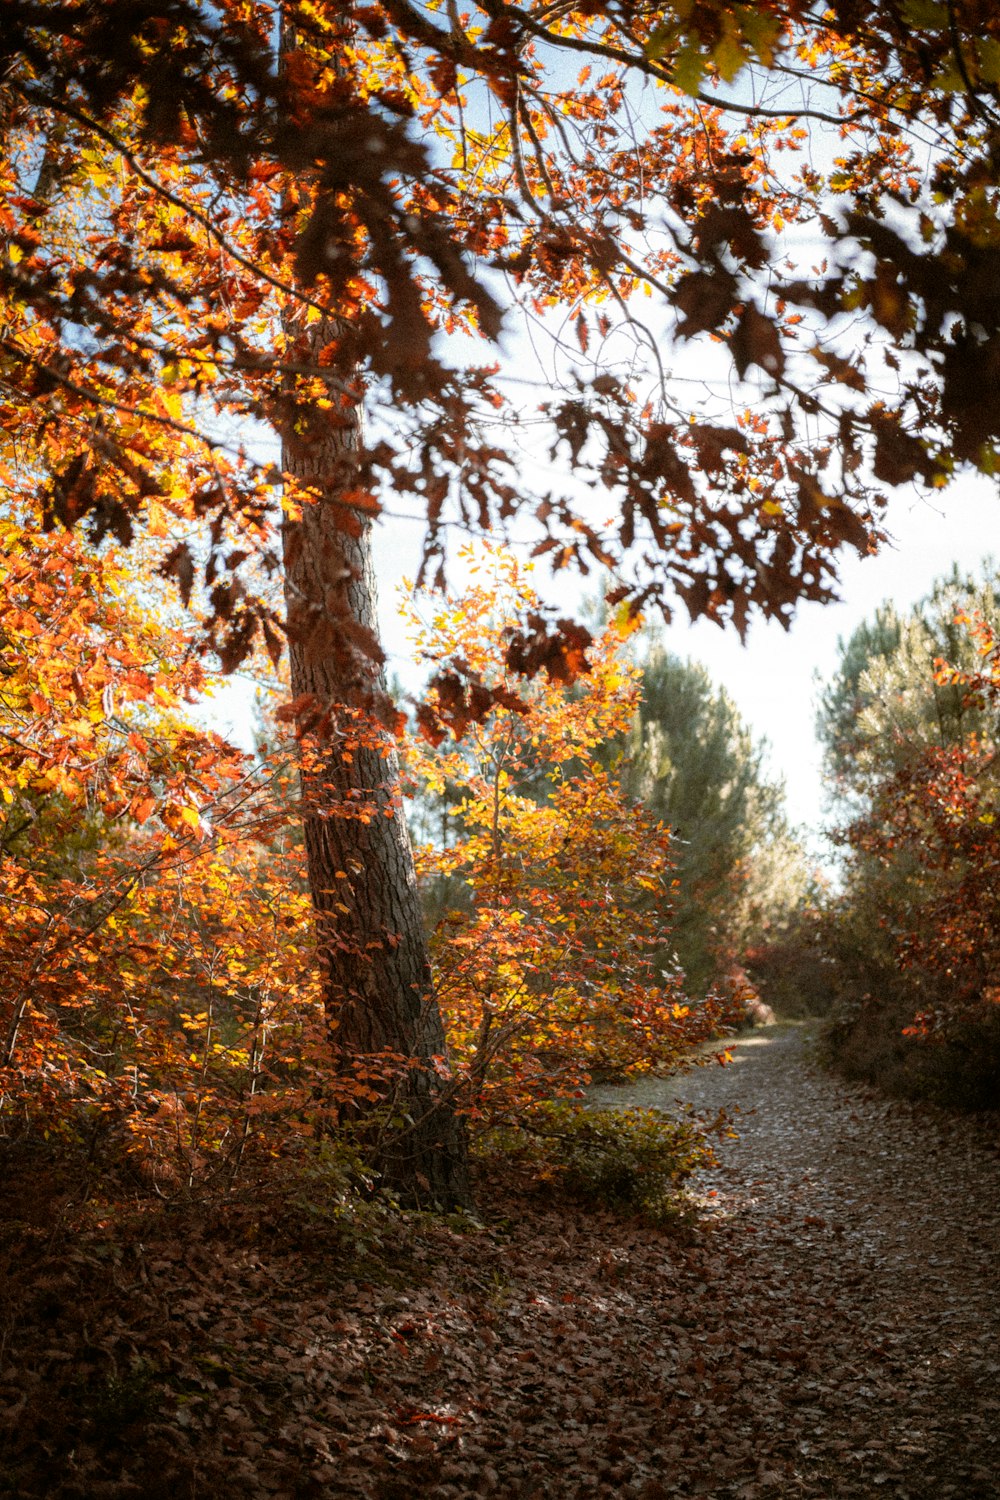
[616,644,804,993]
[818,567,1000,811]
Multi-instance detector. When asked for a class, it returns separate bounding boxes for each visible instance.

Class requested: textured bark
[281,334,470,1208]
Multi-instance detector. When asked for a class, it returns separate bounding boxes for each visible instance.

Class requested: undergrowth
[474,1102,716,1226]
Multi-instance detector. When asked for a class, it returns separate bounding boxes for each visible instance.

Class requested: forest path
[6,1027,1000,1500]
[589,1022,1000,1498]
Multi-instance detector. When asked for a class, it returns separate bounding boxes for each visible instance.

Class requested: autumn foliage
[4,0,1000,1173]
[405,548,733,1124]
[812,585,1000,1105]
[1,524,726,1192]
[0,509,333,1184]
[7,5,1000,1484]
[5,0,1000,665]
[846,614,1000,1037]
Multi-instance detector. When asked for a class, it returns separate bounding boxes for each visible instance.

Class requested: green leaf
[931,63,968,92]
[738,10,781,68]
[672,41,707,96]
[978,37,1000,84]
[900,0,948,27]
[645,22,675,63]
[713,31,748,85]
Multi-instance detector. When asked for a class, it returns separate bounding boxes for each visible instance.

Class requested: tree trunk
[280,324,470,1209]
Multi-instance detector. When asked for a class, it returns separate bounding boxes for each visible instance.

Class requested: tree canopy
[817,566,1000,807]
[3,0,999,675]
[812,568,1000,1103]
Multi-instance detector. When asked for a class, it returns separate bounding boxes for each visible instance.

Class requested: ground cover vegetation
[3,0,1000,1490]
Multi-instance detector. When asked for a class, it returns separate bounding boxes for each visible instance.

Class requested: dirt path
[591,1023,1000,1498]
[4,1025,999,1499]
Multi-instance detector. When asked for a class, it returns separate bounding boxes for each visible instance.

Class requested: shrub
[475,1101,716,1225]
[820,994,1000,1110]
[405,548,732,1123]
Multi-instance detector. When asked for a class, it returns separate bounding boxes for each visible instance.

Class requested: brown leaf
[687,423,749,475]
[160,542,196,607]
[871,410,934,486]
[674,269,737,336]
[693,203,768,270]
[730,304,784,380]
[867,261,910,338]
[504,614,593,683]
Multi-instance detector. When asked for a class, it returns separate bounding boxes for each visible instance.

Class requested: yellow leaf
[147,500,168,538]
[158,389,183,422]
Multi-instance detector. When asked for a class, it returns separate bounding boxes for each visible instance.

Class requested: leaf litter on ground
[1,1023,998,1498]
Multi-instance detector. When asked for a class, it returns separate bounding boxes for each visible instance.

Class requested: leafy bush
[743,910,837,1019]
[476,1101,715,1225]
[814,577,1000,1108]
[820,994,1000,1110]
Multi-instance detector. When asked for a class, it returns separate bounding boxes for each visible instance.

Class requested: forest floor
[2,1022,999,1500]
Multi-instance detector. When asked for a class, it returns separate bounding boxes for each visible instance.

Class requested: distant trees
[409,612,809,1012]
[615,643,808,997]
[817,569,1000,809]
[814,568,1000,1106]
